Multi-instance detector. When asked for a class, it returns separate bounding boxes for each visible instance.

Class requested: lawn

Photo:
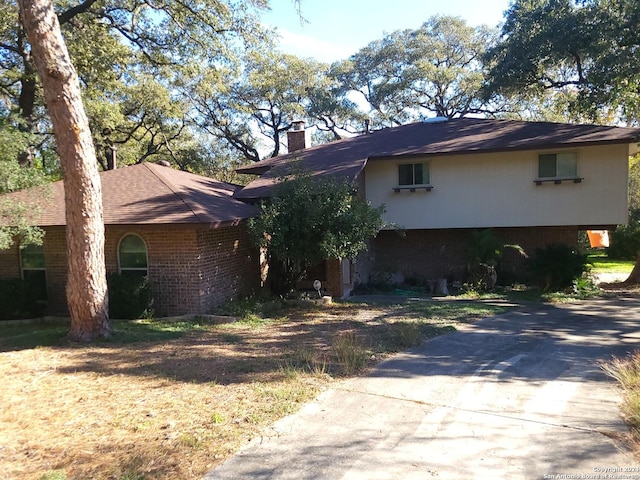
[588,252,635,274]
[0,299,506,480]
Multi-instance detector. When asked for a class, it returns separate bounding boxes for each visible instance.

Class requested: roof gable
[235,118,640,200]
[3,162,257,227]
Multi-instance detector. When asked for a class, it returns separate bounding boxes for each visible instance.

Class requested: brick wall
[0,243,20,278]
[0,227,69,315]
[497,226,579,278]
[43,227,68,314]
[0,223,260,318]
[357,226,579,285]
[105,226,203,317]
[195,223,260,313]
[106,224,259,317]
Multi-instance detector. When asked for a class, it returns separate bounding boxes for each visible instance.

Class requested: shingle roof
[235,117,640,200]
[3,162,258,227]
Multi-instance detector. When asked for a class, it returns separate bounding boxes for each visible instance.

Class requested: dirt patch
[0,302,492,480]
[599,281,640,296]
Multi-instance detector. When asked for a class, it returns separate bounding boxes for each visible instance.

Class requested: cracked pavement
[205,298,640,479]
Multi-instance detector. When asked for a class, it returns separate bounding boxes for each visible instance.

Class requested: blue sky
[260,0,513,62]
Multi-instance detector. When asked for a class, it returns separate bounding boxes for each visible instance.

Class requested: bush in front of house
[466,229,526,290]
[107,273,153,319]
[0,278,45,320]
[527,244,589,292]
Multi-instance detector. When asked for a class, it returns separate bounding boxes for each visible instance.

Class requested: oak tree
[334,16,502,127]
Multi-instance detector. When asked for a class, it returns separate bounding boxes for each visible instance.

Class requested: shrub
[607,211,640,260]
[527,244,589,292]
[466,229,525,290]
[468,229,504,266]
[249,174,384,296]
[221,295,287,319]
[0,278,46,320]
[107,273,153,319]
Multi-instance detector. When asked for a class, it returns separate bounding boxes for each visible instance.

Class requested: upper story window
[398,162,430,186]
[118,234,148,277]
[21,243,47,301]
[538,152,577,179]
[535,152,582,185]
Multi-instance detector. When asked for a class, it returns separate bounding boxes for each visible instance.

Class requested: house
[234,117,640,295]
[0,162,260,317]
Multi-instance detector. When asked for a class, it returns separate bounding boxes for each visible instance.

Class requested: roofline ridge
[143,162,205,223]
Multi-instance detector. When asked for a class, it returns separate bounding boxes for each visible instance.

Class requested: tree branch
[57,0,100,25]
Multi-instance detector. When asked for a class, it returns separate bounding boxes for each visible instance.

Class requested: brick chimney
[287,120,307,153]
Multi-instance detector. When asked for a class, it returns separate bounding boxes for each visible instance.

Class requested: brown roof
[3,162,258,227]
[235,117,640,200]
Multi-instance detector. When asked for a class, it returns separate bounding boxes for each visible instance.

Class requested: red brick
[0,223,260,318]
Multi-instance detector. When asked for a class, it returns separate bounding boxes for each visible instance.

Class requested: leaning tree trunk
[625,253,640,284]
[19,0,111,341]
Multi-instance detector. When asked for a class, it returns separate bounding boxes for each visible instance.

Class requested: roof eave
[367,137,640,161]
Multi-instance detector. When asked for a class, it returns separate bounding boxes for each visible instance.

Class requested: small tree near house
[249,174,385,296]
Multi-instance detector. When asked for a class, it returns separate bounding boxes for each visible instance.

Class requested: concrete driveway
[205,298,640,479]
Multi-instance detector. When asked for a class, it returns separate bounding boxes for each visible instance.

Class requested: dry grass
[603,350,640,454]
[0,300,503,480]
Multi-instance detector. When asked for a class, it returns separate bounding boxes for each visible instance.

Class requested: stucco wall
[365,145,629,230]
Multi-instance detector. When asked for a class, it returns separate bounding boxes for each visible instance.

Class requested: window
[21,243,47,301]
[398,162,430,186]
[538,152,577,179]
[118,234,148,277]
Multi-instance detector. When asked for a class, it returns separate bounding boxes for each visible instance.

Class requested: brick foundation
[356,226,579,286]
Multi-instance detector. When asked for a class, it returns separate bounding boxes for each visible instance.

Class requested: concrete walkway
[205,298,640,480]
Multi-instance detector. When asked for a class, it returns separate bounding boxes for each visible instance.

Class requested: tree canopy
[333,15,503,127]
[0,0,271,173]
[486,0,640,124]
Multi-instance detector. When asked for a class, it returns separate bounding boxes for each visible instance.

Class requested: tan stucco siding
[365,145,629,230]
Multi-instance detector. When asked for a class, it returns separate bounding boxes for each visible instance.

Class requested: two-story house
[235,117,640,296]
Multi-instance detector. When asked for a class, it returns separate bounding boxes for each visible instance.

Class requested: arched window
[21,243,47,301]
[118,234,148,277]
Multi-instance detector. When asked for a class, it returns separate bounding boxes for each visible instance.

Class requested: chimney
[287,120,307,153]
[106,144,117,170]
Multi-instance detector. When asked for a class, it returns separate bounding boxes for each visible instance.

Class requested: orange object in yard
[587,230,610,248]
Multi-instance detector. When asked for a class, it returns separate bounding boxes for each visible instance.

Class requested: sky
[260,0,513,63]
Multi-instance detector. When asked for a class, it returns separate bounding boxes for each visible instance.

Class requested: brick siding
[356,226,579,286]
[0,223,260,318]
[194,224,260,313]
[0,243,20,278]
[42,227,68,314]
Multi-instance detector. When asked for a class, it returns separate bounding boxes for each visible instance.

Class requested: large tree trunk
[19,0,111,341]
[625,253,640,284]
